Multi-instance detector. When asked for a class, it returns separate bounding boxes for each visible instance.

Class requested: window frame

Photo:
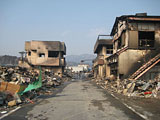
[138,31,155,49]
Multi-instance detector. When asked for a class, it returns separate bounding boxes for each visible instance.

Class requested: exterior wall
[93,65,104,79]
[25,41,66,52]
[98,65,103,78]
[112,21,160,51]
[93,47,104,79]
[93,66,98,78]
[108,17,160,80]
[93,38,113,79]
[93,46,111,79]
[25,41,66,67]
[93,61,103,79]
[128,22,160,49]
[120,22,160,79]
[105,61,110,77]
[118,49,153,78]
[19,40,66,77]
[102,46,106,55]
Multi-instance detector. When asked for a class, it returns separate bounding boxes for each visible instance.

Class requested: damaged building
[93,35,113,79]
[106,13,160,80]
[19,40,66,76]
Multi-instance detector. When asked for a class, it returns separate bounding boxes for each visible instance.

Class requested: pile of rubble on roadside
[0,66,39,85]
[93,76,160,98]
[0,66,71,110]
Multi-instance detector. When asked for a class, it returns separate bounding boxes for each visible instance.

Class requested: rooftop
[94,35,113,53]
[111,13,160,36]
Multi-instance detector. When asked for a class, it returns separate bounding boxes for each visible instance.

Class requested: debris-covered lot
[93,77,160,98]
[0,66,70,113]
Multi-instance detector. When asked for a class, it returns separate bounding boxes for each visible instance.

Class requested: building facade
[107,13,160,80]
[93,35,113,79]
[68,64,89,73]
[19,40,66,76]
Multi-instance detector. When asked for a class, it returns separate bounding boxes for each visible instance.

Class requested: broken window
[39,53,45,58]
[32,50,37,52]
[106,45,113,55]
[28,51,31,56]
[119,74,124,79]
[48,51,59,57]
[117,36,122,49]
[138,31,155,48]
[121,32,125,47]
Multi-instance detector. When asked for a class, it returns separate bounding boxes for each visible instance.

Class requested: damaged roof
[111,13,160,36]
[25,40,66,54]
[94,38,113,53]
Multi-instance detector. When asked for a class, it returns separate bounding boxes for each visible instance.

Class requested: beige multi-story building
[19,40,66,76]
[93,35,113,79]
[107,13,160,80]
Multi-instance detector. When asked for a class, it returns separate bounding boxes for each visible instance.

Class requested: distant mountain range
[0,54,96,67]
[66,54,96,66]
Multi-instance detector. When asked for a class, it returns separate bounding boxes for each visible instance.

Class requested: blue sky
[0,0,160,56]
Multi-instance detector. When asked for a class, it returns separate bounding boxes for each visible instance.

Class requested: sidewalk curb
[0,106,21,120]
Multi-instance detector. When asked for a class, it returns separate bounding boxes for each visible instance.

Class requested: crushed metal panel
[0,82,8,91]
[6,83,21,94]
[0,82,27,95]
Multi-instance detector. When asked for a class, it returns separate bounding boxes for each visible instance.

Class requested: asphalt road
[3,79,144,120]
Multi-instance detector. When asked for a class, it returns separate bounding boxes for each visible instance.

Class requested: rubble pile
[42,71,61,87]
[0,66,39,85]
[94,77,160,98]
[0,66,70,109]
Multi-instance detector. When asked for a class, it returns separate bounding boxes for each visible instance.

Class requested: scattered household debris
[93,77,160,98]
[0,66,70,111]
[1,111,7,114]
